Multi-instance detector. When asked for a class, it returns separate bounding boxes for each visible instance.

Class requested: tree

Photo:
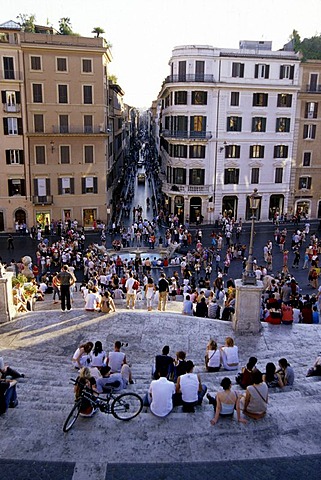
[17,13,36,33]
[289,29,301,53]
[287,29,321,61]
[108,74,118,84]
[58,17,73,35]
[92,27,105,38]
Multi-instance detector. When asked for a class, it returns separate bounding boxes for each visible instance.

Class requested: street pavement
[1,291,321,480]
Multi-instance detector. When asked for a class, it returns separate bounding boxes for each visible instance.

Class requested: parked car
[137,173,146,184]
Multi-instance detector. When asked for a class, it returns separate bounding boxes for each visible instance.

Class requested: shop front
[174,196,184,224]
[189,197,202,224]
[222,196,238,220]
[83,208,97,229]
[268,194,284,220]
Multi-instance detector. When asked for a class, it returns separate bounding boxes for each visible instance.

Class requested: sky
[3,0,321,108]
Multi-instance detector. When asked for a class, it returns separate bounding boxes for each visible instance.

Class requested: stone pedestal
[0,272,16,323]
[232,279,263,334]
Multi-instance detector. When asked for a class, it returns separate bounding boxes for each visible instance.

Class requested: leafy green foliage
[17,13,36,32]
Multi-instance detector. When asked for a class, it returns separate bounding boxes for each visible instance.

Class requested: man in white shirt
[107,341,133,385]
[145,368,175,417]
[125,272,136,309]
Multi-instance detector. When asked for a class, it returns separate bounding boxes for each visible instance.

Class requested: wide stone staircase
[1,287,321,478]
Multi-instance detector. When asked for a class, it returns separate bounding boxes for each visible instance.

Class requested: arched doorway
[268,195,284,220]
[15,208,26,225]
[295,200,310,219]
[222,196,238,220]
[174,196,184,224]
[189,197,202,224]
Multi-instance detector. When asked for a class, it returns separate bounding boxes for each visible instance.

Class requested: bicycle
[63,379,143,432]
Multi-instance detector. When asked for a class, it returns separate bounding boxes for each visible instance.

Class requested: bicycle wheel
[63,400,81,432]
[111,392,143,421]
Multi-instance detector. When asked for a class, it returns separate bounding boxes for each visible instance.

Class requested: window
[82,59,92,73]
[227,116,242,132]
[189,169,205,185]
[275,168,283,183]
[251,168,259,184]
[30,56,41,70]
[34,178,50,199]
[59,115,69,133]
[225,145,240,158]
[232,62,244,78]
[277,94,292,107]
[84,145,94,163]
[58,177,75,195]
[250,145,265,158]
[3,56,14,79]
[252,117,266,132]
[224,168,239,184]
[8,179,25,196]
[84,115,93,133]
[34,114,44,133]
[174,91,187,105]
[5,150,24,165]
[3,117,22,135]
[58,84,68,104]
[280,65,294,80]
[190,116,206,136]
[171,144,187,158]
[303,124,316,139]
[252,93,268,107]
[305,102,318,119]
[303,152,311,167]
[195,61,205,81]
[276,118,290,133]
[35,146,46,164]
[299,177,312,189]
[83,85,93,104]
[82,176,98,193]
[254,64,270,79]
[32,84,43,103]
[189,145,205,158]
[191,91,207,105]
[230,92,240,106]
[173,168,186,184]
[60,145,70,164]
[274,145,288,158]
[173,115,188,134]
[2,90,21,111]
[178,61,186,81]
[57,57,67,72]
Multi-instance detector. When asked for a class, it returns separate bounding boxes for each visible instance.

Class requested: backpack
[133,280,139,290]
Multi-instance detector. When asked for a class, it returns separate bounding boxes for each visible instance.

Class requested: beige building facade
[0,20,113,232]
[292,60,321,219]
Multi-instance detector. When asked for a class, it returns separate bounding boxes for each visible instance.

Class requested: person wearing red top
[281,303,293,325]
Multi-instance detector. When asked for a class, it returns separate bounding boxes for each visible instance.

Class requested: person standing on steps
[158,273,169,311]
[56,264,75,312]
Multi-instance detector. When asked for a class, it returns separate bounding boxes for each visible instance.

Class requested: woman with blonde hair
[220,337,239,371]
[205,340,221,372]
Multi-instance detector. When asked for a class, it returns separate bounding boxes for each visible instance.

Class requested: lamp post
[242,189,262,285]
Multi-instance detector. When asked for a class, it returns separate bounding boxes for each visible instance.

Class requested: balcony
[3,104,21,113]
[161,130,212,140]
[51,125,109,134]
[305,84,321,93]
[164,74,215,84]
[162,182,211,195]
[33,195,53,205]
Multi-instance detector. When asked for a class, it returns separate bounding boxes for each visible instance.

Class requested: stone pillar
[232,279,263,334]
[0,272,16,323]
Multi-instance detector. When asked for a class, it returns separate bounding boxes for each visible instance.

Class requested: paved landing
[0,459,75,480]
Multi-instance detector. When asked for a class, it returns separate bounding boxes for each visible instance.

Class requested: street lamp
[242,188,262,285]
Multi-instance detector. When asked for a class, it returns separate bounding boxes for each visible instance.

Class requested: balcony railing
[164,74,215,84]
[305,84,321,93]
[161,129,212,140]
[31,126,109,135]
[3,104,21,113]
[33,195,53,205]
[162,182,211,194]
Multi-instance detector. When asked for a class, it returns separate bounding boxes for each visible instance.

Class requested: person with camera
[106,341,134,385]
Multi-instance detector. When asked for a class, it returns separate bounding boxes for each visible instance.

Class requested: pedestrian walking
[7,234,14,250]
[158,273,169,312]
[56,265,75,312]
